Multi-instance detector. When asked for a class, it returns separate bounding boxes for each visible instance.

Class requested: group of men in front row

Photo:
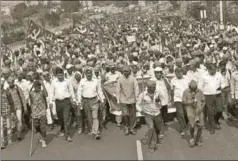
[1,56,238,152]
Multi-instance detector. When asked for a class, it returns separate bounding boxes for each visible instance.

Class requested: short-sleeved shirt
[171,76,190,102]
[30,90,47,119]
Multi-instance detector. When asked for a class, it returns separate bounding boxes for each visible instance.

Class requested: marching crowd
[1,10,238,153]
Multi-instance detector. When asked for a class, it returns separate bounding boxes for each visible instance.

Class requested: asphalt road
[1,122,144,160]
[2,120,238,160]
[143,120,238,160]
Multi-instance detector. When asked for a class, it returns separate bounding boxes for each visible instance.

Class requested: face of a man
[43,74,50,82]
[123,70,130,78]
[147,85,156,94]
[208,66,216,76]
[67,68,74,75]
[86,71,93,81]
[17,73,24,81]
[8,79,15,88]
[57,73,64,82]
[175,69,183,79]
[111,67,116,74]
[155,71,162,80]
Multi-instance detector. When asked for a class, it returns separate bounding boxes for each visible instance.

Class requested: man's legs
[205,95,216,134]
[128,104,137,135]
[121,104,130,135]
[91,103,100,139]
[62,99,73,141]
[55,100,65,135]
[143,114,157,152]
[153,113,165,143]
[161,105,168,124]
[16,109,23,140]
[214,94,223,129]
[174,102,187,136]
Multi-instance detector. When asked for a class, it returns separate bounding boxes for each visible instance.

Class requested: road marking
[136,140,143,160]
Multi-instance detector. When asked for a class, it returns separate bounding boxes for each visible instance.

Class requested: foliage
[169,0,181,10]
[10,3,27,24]
[61,1,81,12]
[2,30,25,45]
[186,2,203,20]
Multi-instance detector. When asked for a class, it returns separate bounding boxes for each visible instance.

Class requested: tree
[169,0,181,10]
[61,0,80,12]
[10,3,28,24]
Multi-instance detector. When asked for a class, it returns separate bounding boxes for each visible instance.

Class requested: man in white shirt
[171,67,190,136]
[198,63,223,134]
[150,67,171,124]
[50,67,76,142]
[186,59,200,83]
[15,70,32,130]
[77,67,105,140]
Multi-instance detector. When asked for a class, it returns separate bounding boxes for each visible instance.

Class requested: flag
[27,20,43,41]
[72,25,87,35]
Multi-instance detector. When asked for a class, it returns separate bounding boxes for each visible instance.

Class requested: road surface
[2,120,238,160]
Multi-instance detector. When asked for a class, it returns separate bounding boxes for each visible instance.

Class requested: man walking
[116,65,139,135]
[198,63,223,134]
[77,67,105,140]
[182,80,205,147]
[50,67,76,142]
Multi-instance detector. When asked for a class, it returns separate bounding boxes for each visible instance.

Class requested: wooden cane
[29,118,34,156]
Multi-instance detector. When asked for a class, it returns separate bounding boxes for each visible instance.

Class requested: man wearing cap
[137,80,164,152]
[77,66,105,140]
[151,67,171,125]
[171,67,190,137]
[182,80,205,147]
[6,76,28,141]
[116,65,139,135]
[198,63,223,134]
[50,67,76,142]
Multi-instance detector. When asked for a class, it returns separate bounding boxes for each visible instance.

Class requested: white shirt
[1,78,9,90]
[77,78,104,103]
[198,71,222,95]
[220,70,231,89]
[186,70,200,83]
[171,76,190,102]
[51,79,75,103]
[43,80,53,103]
[15,79,30,101]
[150,77,170,106]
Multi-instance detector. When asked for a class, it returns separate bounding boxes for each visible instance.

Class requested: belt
[82,96,97,100]
[55,98,70,101]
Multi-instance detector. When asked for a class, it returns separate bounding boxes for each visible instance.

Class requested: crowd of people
[1,8,238,153]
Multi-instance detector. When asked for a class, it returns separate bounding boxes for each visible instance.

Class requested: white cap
[154,67,163,72]
[223,46,228,50]
[66,64,74,69]
[159,58,165,64]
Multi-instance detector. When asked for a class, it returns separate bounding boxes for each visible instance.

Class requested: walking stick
[29,118,34,156]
